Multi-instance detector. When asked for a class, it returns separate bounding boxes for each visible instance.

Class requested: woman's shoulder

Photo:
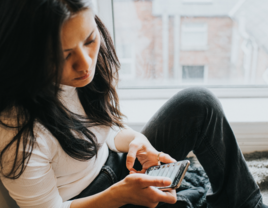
[0,108,61,178]
[0,108,59,158]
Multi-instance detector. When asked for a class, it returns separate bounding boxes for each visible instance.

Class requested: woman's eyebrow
[63,29,95,52]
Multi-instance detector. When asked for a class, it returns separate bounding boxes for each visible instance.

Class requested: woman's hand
[109,173,177,208]
[126,134,177,173]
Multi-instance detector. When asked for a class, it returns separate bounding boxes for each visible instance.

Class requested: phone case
[145,160,190,191]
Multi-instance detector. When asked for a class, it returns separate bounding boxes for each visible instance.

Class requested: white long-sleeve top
[0,85,122,208]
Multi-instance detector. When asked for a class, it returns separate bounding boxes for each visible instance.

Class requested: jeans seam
[102,165,117,184]
[238,188,262,208]
[253,196,262,208]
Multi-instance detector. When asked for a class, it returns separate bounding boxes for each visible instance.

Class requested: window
[97,0,268,154]
[97,0,268,95]
[182,65,206,82]
[181,23,208,50]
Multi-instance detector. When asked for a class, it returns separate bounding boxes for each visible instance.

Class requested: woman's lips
[75,72,91,80]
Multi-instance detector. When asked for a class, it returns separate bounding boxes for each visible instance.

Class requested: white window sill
[120,97,268,153]
[118,87,268,99]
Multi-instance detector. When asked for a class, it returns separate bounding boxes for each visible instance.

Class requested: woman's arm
[70,186,123,208]
[113,126,177,173]
[1,124,176,208]
[71,127,177,208]
[114,127,149,153]
[70,174,176,208]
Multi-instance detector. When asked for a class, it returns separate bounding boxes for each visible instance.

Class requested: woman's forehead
[61,9,95,50]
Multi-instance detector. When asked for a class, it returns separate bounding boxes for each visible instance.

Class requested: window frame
[97,0,115,44]
[98,0,268,100]
[117,87,268,100]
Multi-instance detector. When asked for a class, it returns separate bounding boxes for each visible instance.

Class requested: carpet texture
[244,151,268,204]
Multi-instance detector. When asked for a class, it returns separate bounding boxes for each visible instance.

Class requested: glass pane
[113,0,268,88]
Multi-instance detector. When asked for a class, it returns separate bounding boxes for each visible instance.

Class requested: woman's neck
[59,84,77,99]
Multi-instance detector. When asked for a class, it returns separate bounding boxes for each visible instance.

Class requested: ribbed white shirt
[0,85,122,208]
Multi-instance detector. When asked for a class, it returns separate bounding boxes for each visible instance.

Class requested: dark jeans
[72,87,263,208]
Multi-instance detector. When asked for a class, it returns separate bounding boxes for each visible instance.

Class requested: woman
[0,0,266,207]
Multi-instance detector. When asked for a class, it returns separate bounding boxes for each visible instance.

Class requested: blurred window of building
[182,65,205,82]
[181,23,208,50]
[117,44,135,79]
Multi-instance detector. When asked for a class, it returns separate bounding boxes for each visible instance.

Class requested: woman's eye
[85,38,96,46]
[65,53,71,60]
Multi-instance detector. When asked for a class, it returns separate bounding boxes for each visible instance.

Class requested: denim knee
[162,87,224,122]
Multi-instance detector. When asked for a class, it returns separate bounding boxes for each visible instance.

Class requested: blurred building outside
[113,0,268,87]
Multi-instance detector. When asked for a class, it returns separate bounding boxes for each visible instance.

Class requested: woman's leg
[139,87,263,208]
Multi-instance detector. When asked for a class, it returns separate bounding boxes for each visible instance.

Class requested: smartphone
[145,160,190,191]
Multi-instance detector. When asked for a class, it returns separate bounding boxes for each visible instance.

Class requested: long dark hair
[0,0,124,179]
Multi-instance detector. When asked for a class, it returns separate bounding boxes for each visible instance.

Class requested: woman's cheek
[62,65,73,83]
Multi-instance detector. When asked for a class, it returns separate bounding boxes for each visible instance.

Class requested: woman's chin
[74,76,94,88]
[61,75,94,88]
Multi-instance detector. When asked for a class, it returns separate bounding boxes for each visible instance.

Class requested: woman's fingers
[126,142,141,171]
[132,174,172,188]
[122,174,176,206]
[139,168,147,174]
[153,188,177,204]
[159,152,177,164]
[130,168,146,174]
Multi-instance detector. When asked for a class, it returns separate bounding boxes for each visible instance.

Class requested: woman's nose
[73,48,92,72]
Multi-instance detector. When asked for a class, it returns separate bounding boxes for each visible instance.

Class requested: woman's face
[60,8,100,87]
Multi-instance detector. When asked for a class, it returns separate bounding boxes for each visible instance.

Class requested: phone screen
[145,160,190,190]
